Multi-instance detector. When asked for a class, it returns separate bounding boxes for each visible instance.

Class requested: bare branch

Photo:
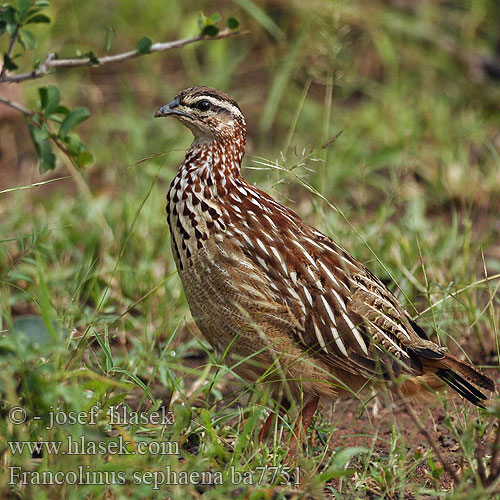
[0,29,242,84]
[0,95,34,116]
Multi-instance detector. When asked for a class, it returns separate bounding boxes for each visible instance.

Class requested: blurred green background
[1,0,500,498]
[2,0,499,344]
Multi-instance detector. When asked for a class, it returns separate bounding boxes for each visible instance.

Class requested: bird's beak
[154,98,190,119]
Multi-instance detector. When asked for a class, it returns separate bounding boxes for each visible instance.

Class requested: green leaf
[209,13,221,24]
[26,5,44,16]
[77,151,94,167]
[3,54,18,71]
[317,447,367,483]
[198,11,221,36]
[92,327,114,372]
[202,25,219,37]
[198,12,207,31]
[18,28,37,49]
[37,263,60,342]
[59,107,90,137]
[39,85,60,115]
[318,467,356,481]
[137,36,152,54]
[332,447,367,469]
[16,0,31,17]
[3,7,19,36]
[63,133,83,154]
[0,21,6,37]
[39,146,56,172]
[54,105,70,116]
[227,17,240,30]
[28,123,56,173]
[104,26,114,54]
[26,14,51,24]
[11,316,62,347]
[34,0,51,6]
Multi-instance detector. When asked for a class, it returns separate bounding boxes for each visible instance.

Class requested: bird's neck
[167,131,247,270]
[179,131,246,192]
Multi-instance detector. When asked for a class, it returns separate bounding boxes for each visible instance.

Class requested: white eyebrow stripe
[186,95,243,118]
[342,313,368,355]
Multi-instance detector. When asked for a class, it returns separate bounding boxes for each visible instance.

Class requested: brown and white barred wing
[230,185,436,376]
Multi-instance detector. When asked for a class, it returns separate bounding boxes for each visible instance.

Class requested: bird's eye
[197,100,211,112]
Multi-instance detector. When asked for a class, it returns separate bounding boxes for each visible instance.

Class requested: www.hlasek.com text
[9,434,179,457]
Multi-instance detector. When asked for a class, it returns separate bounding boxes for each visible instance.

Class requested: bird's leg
[257,411,275,443]
[258,412,275,443]
[258,400,290,443]
[288,395,320,456]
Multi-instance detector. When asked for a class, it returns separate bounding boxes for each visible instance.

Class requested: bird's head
[155,86,246,143]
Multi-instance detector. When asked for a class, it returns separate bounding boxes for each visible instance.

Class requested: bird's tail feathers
[401,352,495,408]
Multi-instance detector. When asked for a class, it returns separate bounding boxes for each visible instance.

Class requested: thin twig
[0,176,70,194]
[0,95,34,116]
[1,29,243,84]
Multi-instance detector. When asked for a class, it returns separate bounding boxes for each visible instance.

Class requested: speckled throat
[166,124,246,272]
